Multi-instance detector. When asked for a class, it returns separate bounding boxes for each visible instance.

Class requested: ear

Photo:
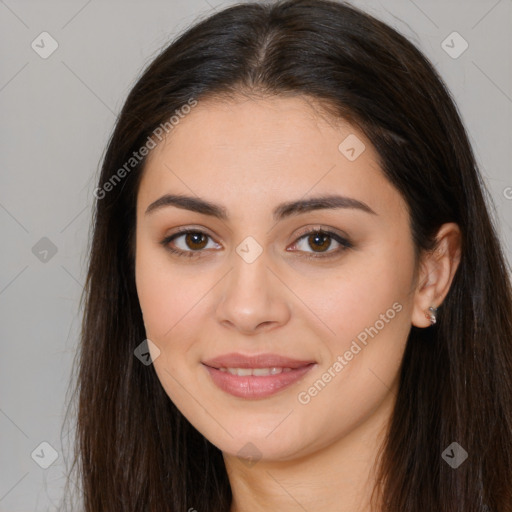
[411,222,462,328]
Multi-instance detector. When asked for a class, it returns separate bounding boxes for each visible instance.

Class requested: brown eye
[307,232,332,252]
[291,229,353,259]
[160,229,220,258]
[184,232,208,250]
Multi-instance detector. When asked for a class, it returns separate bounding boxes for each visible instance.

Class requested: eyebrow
[144,193,377,221]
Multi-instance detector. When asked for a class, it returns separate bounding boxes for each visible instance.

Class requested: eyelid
[291,224,350,244]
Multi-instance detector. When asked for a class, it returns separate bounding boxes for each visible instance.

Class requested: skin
[134,94,461,511]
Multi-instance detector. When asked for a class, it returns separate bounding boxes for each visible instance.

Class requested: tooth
[233,368,253,376]
[219,367,294,376]
[253,368,271,376]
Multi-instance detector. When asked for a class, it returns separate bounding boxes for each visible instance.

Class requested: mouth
[202,352,316,399]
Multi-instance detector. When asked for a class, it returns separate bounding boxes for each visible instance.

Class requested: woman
[62,0,512,510]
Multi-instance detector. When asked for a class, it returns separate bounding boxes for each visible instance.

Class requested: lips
[202,352,316,399]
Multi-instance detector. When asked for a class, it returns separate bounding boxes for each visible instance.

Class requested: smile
[203,364,315,399]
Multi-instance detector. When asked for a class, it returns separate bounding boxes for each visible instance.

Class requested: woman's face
[135,94,419,461]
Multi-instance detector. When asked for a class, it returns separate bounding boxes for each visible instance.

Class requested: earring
[425,306,438,326]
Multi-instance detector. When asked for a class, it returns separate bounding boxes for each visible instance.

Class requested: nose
[215,250,291,335]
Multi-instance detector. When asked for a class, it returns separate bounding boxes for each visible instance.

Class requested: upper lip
[202,352,316,369]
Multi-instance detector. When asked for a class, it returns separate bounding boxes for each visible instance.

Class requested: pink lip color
[202,352,316,399]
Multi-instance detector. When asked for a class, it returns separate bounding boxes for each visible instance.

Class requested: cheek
[135,242,195,341]
[291,260,412,448]
[330,244,414,377]
[135,241,220,382]
[135,247,203,401]
[298,247,413,350]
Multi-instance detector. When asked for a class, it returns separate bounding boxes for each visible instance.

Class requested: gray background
[1,0,511,510]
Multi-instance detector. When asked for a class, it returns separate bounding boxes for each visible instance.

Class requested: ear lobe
[411,223,462,328]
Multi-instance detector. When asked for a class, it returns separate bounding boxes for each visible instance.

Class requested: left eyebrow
[273,195,377,219]
[144,193,377,220]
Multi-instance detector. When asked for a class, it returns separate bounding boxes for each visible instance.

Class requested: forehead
[146,94,374,164]
[137,94,405,222]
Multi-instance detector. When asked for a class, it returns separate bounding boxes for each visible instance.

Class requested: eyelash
[159,227,353,260]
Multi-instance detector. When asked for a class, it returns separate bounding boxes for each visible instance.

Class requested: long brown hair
[60,1,512,510]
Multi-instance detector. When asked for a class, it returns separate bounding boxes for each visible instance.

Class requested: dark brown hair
[60,0,512,510]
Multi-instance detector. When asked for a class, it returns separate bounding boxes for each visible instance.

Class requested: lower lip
[202,363,316,399]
